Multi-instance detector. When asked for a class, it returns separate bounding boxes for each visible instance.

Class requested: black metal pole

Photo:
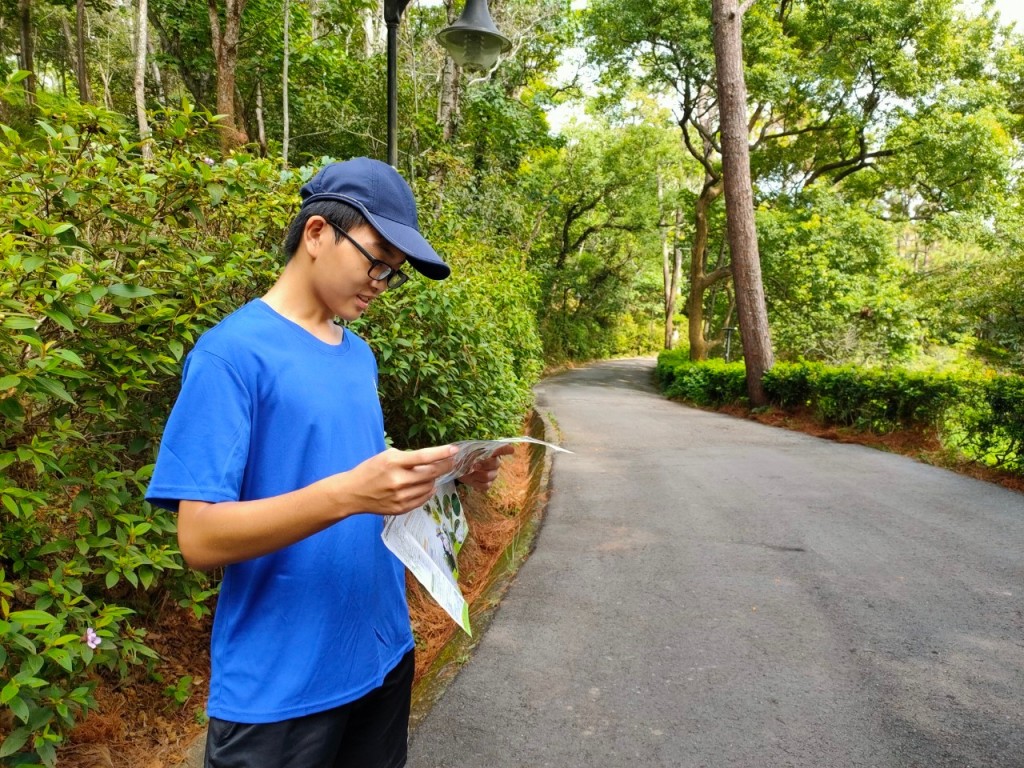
[386,19,399,167]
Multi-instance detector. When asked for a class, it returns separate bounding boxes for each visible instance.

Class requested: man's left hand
[456,444,515,492]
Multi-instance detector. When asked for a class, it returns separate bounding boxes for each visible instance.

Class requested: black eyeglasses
[328,223,410,290]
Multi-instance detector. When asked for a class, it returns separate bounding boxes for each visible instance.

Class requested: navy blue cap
[300,158,450,280]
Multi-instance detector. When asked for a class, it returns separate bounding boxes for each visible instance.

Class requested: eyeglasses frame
[326,221,410,291]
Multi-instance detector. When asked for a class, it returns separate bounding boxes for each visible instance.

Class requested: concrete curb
[175,409,558,767]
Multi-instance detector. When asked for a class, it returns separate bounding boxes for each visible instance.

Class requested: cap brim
[365,213,451,281]
[302,191,450,280]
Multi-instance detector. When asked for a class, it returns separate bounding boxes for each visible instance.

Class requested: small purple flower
[83,628,100,650]
[202,157,215,167]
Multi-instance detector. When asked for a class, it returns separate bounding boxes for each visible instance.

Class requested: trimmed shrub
[762,362,819,409]
[811,367,962,430]
[654,351,1023,476]
[955,375,1024,472]
[657,355,747,407]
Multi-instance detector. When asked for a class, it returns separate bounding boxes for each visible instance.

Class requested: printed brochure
[381,437,571,634]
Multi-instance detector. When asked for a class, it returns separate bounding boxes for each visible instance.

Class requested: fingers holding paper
[456,443,515,492]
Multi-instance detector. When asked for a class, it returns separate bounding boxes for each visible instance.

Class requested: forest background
[0,0,1022,764]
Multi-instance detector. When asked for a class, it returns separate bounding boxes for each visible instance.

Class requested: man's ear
[304,216,329,257]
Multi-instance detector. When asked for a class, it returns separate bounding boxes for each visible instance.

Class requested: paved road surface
[408,358,1024,768]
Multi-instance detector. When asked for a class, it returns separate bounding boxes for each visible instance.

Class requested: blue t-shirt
[146,299,414,723]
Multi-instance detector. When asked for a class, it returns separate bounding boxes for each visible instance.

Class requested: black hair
[283,200,369,261]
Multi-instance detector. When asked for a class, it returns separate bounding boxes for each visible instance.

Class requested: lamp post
[383,0,511,167]
[384,0,412,168]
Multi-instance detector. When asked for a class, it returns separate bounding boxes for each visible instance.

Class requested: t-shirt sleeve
[145,350,253,512]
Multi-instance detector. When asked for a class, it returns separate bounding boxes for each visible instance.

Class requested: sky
[986,0,1024,27]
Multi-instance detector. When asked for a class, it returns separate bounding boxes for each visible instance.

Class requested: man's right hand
[177,445,458,570]
[341,445,459,516]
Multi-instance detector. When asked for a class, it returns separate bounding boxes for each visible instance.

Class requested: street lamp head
[436,0,511,72]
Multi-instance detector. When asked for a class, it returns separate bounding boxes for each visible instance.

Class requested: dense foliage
[0,104,289,764]
[0,100,541,764]
[585,0,1024,369]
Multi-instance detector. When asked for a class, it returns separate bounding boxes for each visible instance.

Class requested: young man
[146,157,510,767]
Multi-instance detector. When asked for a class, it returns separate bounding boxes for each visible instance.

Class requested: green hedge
[0,101,541,765]
[655,353,747,407]
[0,105,287,766]
[656,351,1024,475]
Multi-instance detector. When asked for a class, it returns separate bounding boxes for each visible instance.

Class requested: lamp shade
[436,0,512,72]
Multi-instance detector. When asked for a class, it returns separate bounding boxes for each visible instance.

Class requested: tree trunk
[61,16,77,89]
[208,0,248,152]
[712,0,774,405]
[429,0,461,192]
[282,0,290,166]
[134,0,152,160]
[686,177,728,360]
[436,1,460,147]
[100,67,114,109]
[148,39,166,105]
[660,175,683,350]
[18,0,36,104]
[437,0,462,143]
[75,0,92,103]
[437,55,461,143]
[361,6,375,57]
[255,79,267,155]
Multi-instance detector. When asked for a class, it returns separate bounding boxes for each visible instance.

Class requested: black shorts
[204,649,414,768]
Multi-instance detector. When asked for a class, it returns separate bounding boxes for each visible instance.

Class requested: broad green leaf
[0,397,26,420]
[43,309,75,332]
[0,725,29,756]
[45,647,73,673]
[2,494,19,515]
[3,316,38,330]
[108,284,156,299]
[31,377,74,404]
[0,679,19,704]
[9,610,57,626]
[9,693,30,723]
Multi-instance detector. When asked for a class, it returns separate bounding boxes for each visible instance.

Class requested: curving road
[408,357,1024,768]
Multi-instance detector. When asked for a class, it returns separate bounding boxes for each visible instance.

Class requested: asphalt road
[408,357,1024,768]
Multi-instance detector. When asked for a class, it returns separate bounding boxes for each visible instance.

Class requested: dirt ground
[55,409,1021,767]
